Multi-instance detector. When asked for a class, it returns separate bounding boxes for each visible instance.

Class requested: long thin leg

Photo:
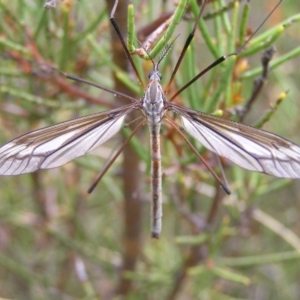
[110,0,145,89]
[63,72,138,103]
[169,55,231,101]
[168,0,283,101]
[165,0,207,93]
[165,117,231,195]
[88,119,146,193]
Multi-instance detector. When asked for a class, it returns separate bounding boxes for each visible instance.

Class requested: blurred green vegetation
[0,0,300,299]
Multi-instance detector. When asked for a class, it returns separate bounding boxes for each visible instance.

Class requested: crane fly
[0,0,299,238]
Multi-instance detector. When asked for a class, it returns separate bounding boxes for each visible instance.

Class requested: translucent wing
[0,104,135,175]
[171,104,300,179]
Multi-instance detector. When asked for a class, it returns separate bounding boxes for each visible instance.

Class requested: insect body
[0,0,298,238]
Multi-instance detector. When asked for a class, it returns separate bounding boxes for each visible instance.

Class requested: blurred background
[0,0,300,299]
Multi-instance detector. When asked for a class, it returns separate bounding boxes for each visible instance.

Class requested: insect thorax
[142,80,166,125]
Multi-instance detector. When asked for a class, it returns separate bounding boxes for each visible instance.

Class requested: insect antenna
[157,38,177,68]
[137,40,156,69]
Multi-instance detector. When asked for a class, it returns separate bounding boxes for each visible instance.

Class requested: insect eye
[148,71,154,79]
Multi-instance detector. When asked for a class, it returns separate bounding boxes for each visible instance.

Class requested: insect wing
[172,104,300,179]
[0,105,134,175]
